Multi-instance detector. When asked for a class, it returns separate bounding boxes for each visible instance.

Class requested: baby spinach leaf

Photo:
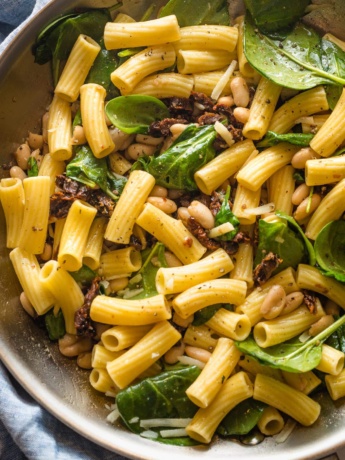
[45,309,66,341]
[214,186,240,241]
[105,95,170,134]
[314,220,345,282]
[254,219,306,272]
[85,45,120,100]
[275,210,316,265]
[135,124,216,191]
[325,84,343,110]
[244,15,345,89]
[27,157,39,177]
[159,0,229,27]
[116,366,201,442]
[128,243,167,300]
[244,0,310,37]
[66,145,126,201]
[326,316,345,354]
[69,265,96,285]
[217,399,266,436]
[236,315,345,373]
[257,131,314,148]
[192,304,233,326]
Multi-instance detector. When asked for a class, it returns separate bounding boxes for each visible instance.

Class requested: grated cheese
[211,60,237,101]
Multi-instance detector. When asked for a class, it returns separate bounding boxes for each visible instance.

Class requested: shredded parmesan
[129,273,143,284]
[244,203,275,216]
[298,331,311,343]
[159,428,188,438]
[178,355,205,369]
[214,121,235,147]
[123,288,144,299]
[274,419,297,443]
[129,416,140,424]
[208,222,235,239]
[274,236,285,244]
[140,430,159,439]
[140,418,192,428]
[106,407,120,424]
[211,60,238,101]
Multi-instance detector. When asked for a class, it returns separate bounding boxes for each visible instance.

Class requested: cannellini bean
[293,194,321,222]
[282,291,304,315]
[71,125,87,145]
[20,292,35,318]
[94,323,111,341]
[324,299,341,316]
[177,206,191,225]
[260,285,286,319]
[146,196,177,214]
[173,312,194,328]
[170,123,188,137]
[108,277,129,294]
[233,107,250,124]
[291,147,321,169]
[40,243,53,262]
[58,334,93,357]
[77,351,93,369]
[168,188,184,200]
[188,200,215,229]
[27,132,44,150]
[230,76,250,108]
[108,127,133,151]
[217,95,234,106]
[10,166,27,181]
[308,315,335,337]
[164,342,185,364]
[14,143,31,170]
[291,183,311,206]
[135,134,163,146]
[149,185,168,198]
[126,143,156,160]
[185,346,212,363]
[164,251,183,267]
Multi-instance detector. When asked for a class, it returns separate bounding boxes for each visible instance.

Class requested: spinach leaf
[325,84,343,110]
[257,131,314,148]
[244,0,310,37]
[66,145,126,201]
[244,15,345,90]
[45,309,66,341]
[314,220,345,282]
[69,264,96,285]
[85,44,120,100]
[116,366,201,444]
[275,210,316,265]
[217,399,266,436]
[27,157,39,177]
[159,0,229,27]
[254,219,306,272]
[214,186,240,241]
[128,243,167,300]
[134,124,216,191]
[105,95,170,134]
[326,316,345,353]
[33,9,110,86]
[236,315,345,373]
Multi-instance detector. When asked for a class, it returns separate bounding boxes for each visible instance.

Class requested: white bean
[71,125,87,145]
[77,351,93,369]
[58,334,93,357]
[291,147,321,169]
[10,166,27,181]
[14,143,31,170]
[169,123,188,136]
[149,185,168,198]
[260,285,286,319]
[282,291,304,315]
[173,312,194,328]
[27,132,44,150]
[108,127,133,151]
[20,292,35,318]
[164,342,185,364]
[185,346,212,363]
[164,251,183,267]
[135,134,163,146]
[146,196,177,214]
[187,200,215,229]
[233,107,250,124]
[217,95,234,106]
[291,183,311,206]
[40,243,53,262]
[177,206,191,225]
[230,76,250,108]
[126,143,156,160]
[308,315,334,337]
[293,194,321,222]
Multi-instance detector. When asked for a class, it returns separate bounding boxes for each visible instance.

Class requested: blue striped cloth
[0,1,126,458]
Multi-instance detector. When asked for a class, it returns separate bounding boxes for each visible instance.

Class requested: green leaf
[85,45,120,100]
[66,145,126,201]
[217,399,266,436]
[326,316,345,353]
[134,124,216,191]
[275,210,316,266]
[257,131,314,148]
[158,0,229,27]
[254,219,306,272]
[27,157,39,177]
[314,220,345,282]
[116,366,201,443]
[244,15,345,90]
[69,264,96,285]
[236,315,345,373]
[214,186,240,241]
[244,0,310,36]
[45,309,66,341]
[128,243,167,300]
[105,95,170,134]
